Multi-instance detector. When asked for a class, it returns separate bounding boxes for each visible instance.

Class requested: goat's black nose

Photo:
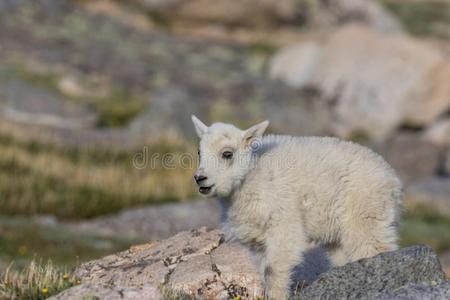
[194,174,207,183]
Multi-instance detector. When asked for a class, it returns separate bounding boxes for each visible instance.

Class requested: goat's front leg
[262,223,306,299]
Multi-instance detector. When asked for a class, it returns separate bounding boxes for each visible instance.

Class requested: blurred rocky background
[0,0,449,298]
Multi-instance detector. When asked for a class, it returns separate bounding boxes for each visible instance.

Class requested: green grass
[248,42,278,57]
[0,217,141,269]
[381,0,450,39]
[400,205,450,253]
[93,89,147,127]
[146,10,173,29]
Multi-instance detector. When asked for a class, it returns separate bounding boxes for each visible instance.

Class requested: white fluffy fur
[192,116,403,299]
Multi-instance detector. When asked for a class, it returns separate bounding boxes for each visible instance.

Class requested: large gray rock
[270,25,450,142]
[300,245,446,299]
[378,281,450,300]
[405,177,450,217]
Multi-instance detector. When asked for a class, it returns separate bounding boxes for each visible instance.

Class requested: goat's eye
[197,149,200,157]
[222,151,233,160]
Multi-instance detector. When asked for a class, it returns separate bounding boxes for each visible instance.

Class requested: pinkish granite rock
[66,227,263,299]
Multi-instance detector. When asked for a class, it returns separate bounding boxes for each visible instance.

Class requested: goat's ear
[191,115,208,138]
[243,120,269,146]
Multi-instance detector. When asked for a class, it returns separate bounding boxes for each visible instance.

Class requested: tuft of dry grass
[160,287,199,300]
[0,260,77,300]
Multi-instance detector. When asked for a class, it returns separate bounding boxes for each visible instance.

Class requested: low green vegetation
[381,0,450,39]
[400,205,450,253]
[248,42,278,57]
[146,10,173,29]
[94,90,146,127]
[0,64,60,92]
[0,217,141,269]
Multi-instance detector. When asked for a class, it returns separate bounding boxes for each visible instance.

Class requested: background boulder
[375,133,441,184]
[270,25,450,141]
[424,118,450,147]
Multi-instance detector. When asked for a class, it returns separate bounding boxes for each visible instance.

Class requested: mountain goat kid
[191,116,403,299]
